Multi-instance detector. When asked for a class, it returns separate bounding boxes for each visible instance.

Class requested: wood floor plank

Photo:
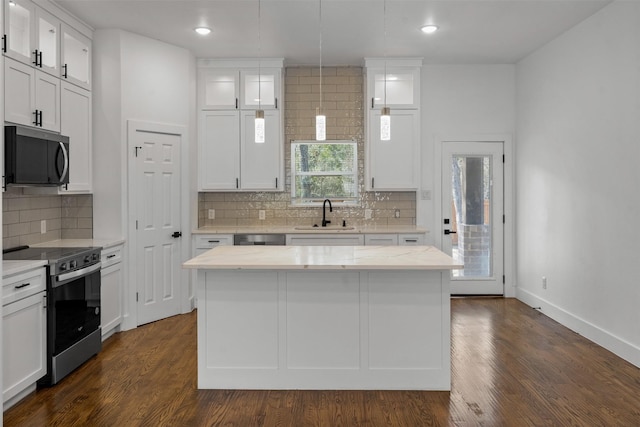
[4,298,640,426]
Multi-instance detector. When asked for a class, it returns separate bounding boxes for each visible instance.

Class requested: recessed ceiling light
[194,27,212,36]
[420,25,439,34]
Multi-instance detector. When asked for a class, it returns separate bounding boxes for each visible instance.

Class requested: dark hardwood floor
[4,298,640,426]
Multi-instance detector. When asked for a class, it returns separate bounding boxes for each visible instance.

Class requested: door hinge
[502,154,505,163]
[136,220,138,230]
[502,275,505,284]
[136,292,139,302]
[503,214,505,224]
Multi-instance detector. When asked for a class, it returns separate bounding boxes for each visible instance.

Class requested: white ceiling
[54,0,613,66]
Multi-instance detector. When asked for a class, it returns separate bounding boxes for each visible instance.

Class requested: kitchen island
[183,245,462,390]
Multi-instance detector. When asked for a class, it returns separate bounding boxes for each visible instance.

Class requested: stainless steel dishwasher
[233,234,286,245]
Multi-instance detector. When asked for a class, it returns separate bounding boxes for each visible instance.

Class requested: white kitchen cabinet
[34,6,60,77]
[364,58,421,192]
[60,23,91,90]
[367,109,419,190]
[198,108,282,191]
[197,59,283,191]
[198,65,280,110]
[2,266,47,409]
[59,81,92,193]
[3,0,35,66]
[399,233,425,245]
[286,234,365,246]
[4,57,60,132]
[364,234,398,245]
[101,244,123,340]
[191,235,233,305]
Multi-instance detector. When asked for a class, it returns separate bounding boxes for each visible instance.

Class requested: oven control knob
[93,253,99,261]
[84,255,91,263]
[70,260,77,269]
[59,263,67,271]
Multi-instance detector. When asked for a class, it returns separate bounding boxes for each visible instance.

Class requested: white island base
[185,246,462,391]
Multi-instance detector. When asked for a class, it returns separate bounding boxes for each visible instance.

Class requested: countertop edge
[192,226,429,235]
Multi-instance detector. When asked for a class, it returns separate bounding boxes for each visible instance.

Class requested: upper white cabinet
[364,58,422,191]
[60,23,91,90]
[60,81,92,193]
[3,0,60,77]
[5,57,60,132]
[3,0,35,65]
[197,59,283,191]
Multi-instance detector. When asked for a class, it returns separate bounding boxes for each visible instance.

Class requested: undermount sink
[294,226,356,231]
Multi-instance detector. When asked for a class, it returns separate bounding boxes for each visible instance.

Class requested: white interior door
[132,127,182,325]
[442,141,504,295]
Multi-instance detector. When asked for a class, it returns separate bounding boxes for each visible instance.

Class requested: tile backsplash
[198,66,417,227]
[2,188,93,249]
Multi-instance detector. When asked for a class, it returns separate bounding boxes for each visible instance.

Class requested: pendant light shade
[255,109,265,143]
[316,107,326,141]
[380,107,391,141]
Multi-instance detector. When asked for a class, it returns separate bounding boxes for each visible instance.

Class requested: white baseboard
[517,288,640,368]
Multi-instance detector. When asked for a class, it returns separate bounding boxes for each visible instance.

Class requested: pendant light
[315,0,326,141]
[255,0,265,143]
[380,0,391,141]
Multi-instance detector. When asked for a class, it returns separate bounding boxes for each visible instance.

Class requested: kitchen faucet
[322,199,333,227]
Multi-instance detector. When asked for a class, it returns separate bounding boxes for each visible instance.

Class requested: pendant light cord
[383,0,387,109]
[319,0,323,111]
[258,0,262,111]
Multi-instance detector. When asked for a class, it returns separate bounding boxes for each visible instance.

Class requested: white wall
[417,65,516,292]
[516,1,640,366]
[92,29,196,329]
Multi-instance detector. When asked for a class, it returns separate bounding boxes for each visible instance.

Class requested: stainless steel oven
[3,246,102,385]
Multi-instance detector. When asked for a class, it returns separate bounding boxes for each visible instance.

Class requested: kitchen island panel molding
[193,252,456,390]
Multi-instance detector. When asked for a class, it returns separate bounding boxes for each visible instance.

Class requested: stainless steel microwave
[4,125,70,187]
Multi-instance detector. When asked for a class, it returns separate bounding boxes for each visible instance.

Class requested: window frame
[290,140,359,207]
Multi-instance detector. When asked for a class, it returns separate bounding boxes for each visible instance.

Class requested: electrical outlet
[41,220,46,234]
[365,209,373,220]
[542,276,547,289]
[259,210,266,220]
[208,209,215,219]
[394,209,400,218]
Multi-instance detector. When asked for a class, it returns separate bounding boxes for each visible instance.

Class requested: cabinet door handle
[14,283,31,289]
[32,49,39,66]
[33,110,40,126]
[405,239,418,243]
[275,177,278,188]
[235,98,238,109]
[275,98,278,109]
[63,63,68,78]
[236,178,239,189]
[371,177,375,189]
[371,98,375,109]
[208,240,220,243]
[107,254,117,259]
[39,110,43,127]
[2,35,6,53]
[43,294,47,309]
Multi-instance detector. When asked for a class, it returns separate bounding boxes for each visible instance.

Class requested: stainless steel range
[3,245,102,385]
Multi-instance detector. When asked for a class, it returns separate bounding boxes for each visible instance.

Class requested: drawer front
[3,269,47,306]
[364,234,399,246]
[194,234,233,249]
[101,245,123,268]
[399,234,425,245]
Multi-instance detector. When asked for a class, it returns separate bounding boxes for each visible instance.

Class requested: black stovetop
[3,246,98,262]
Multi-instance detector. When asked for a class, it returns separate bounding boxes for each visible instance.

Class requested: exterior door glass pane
[451,155,492,278]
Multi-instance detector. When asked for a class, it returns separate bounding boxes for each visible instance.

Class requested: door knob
[444,229,457,235]
[171,231,182,238]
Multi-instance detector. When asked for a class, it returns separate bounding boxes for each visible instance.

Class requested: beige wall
[2,189,92,248]
[198,66,417,227]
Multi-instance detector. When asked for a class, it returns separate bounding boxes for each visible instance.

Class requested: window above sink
[290,140,359,207]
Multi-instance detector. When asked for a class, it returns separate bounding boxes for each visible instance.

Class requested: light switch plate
[208,209,215,219]
[259,210,266,220]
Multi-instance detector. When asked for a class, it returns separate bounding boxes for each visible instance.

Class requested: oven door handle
[55,262,102,284]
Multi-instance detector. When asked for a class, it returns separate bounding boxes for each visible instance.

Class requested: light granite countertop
[193,225,428,235]
[31,238,125,250]
[183,245,461,270]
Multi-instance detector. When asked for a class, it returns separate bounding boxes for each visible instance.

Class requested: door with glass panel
[442,142,504,295]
